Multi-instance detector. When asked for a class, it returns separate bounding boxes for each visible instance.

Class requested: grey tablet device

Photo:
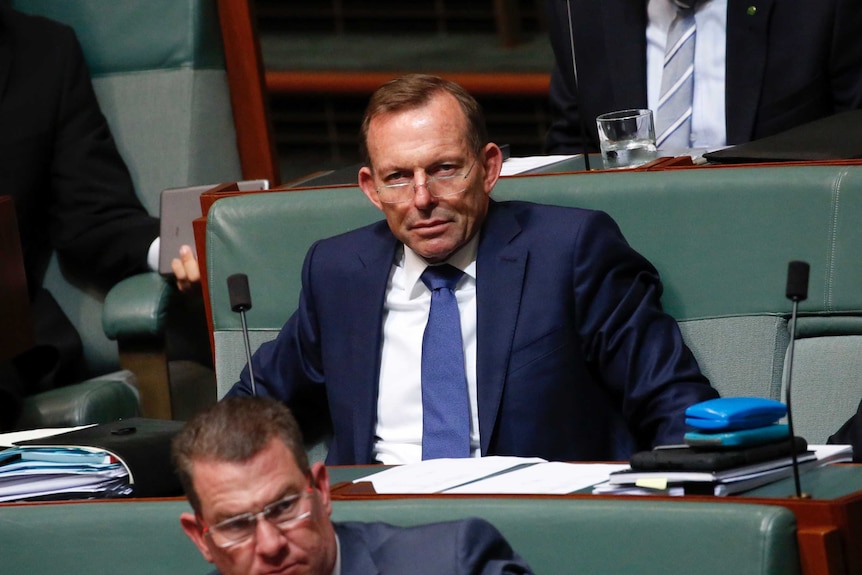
[158,179,268,275]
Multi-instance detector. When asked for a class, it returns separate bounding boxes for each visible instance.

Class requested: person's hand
[172,244,200,293]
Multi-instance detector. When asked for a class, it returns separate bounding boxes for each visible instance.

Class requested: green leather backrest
[206,166,862,442]
[0,498,799,575]
[12,0,243,375]
[331,498,800,575]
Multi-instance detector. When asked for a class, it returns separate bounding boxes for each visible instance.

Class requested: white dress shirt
[647,0,728,151]
[373,235,481,464]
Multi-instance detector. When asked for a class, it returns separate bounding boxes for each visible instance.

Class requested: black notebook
[630,436,809,472]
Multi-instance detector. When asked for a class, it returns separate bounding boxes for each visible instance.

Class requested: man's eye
[430,165,458,178]
[384,172,411,184]
[221,516,254,533]
[267,499,298,520]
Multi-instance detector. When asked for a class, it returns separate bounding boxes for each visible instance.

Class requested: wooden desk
[327,464,862,575]
[0,196,34,363]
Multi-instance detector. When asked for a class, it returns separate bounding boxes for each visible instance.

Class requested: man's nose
[412,178,436,208]
[254,518,288,557]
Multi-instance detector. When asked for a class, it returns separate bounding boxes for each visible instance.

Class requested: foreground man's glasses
[201,490,312,549]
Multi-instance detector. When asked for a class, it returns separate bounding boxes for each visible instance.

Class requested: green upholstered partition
[11,0,242,376]
[0,497,799,575]
[206,165,862,443]
[331,498,800,575]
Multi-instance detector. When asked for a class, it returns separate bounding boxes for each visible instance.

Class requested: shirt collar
[331,533,341,575]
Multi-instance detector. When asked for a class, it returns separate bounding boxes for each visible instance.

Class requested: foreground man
[173,397,533,575]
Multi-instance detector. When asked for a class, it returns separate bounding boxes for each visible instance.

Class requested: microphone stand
[227,273,256,396]
[785,261,810,499]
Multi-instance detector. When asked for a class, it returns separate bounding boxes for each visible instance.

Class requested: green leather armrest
[17,371,140,429]
[102,272,176,340]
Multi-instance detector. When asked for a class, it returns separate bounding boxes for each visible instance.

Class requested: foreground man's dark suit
[0,5,158,425]
[228,200,718,464]
[209,518,533,575]
[545,0,862,153]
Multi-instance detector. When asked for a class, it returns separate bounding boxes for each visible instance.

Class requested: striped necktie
[419,264,471,460]
[656,1,697,149]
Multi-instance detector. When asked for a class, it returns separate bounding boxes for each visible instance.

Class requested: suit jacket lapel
[475,203,527,454]
[726,0,775,143]
[346,222,398,463]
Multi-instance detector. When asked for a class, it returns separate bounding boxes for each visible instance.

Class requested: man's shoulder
[310,219,391,255]
[488,199,619,235]
[1,4,78,46]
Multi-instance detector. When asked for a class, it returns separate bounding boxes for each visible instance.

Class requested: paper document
[445,462,629,494]
[354,456,545,494]
[0,425,95,447]
[0,446,130,502]
[500,155,576,176]
[353,457,629,494]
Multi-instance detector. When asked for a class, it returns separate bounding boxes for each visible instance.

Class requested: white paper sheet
[445,462,630,494]
[354,456,546,494]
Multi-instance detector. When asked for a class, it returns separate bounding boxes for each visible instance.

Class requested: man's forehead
[191,440,305,517]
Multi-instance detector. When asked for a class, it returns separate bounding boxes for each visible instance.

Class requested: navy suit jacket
[209,518,532,575]
[545,0,862,153]
[229,201,717,464]
[334,519,532,574]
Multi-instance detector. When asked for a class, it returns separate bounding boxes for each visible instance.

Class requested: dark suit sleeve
[46,24,157,288]
[573,210,717,447]
[227,240,331,443]
[828,398,862,463]
[343,518,534,574]
[454,518,533,575]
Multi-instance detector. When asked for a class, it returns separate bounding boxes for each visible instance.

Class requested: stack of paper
[593,444,852,496]
[352,457,629,495]
[0,446,130,503]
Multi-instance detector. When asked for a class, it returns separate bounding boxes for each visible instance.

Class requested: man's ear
[310,461,333,516]
[358,165,384,211]
[180,512,214,564]
[480,143,503,195]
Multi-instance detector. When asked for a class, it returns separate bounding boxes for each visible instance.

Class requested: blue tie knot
[421,264,464,292]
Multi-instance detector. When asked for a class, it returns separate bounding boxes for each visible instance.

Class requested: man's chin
[410,238,460,263]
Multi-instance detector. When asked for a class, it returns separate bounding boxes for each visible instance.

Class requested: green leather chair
[205,165,862,447]
[12,0,273,426]
[0,497,800,574]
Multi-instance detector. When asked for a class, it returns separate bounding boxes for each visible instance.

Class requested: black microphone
[784,260,810,498]
[227,273,256,396]
[564,0,592,171]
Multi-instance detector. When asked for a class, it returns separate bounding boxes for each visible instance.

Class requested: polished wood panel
[217,0,281,186]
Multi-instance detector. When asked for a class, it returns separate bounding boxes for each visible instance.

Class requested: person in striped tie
[545,0,862,154]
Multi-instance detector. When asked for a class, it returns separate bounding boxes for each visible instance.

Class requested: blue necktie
[656,2,697,149]
[420,264,471,460]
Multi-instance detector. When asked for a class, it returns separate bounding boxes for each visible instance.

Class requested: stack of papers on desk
[349,445,852,497]
[0,418,184,502]
[353,457,628,494]
[0,446,130,502]
[593,444,852,497]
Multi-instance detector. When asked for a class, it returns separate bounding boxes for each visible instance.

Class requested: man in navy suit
[545,0,862,153]
[174,397,533,575]
[227,74,718,464]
